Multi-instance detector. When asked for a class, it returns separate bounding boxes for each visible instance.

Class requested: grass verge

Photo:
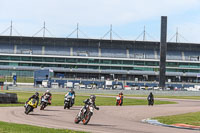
[0,91,175,107]
[154,112,200,126]
[0,121,87,133]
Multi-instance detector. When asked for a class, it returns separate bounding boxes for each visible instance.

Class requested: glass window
[100,60,111,64]
[32,57,43,62]
[66,58,77,63]
[0,56,10,60]
[111,60,122,64]
[21,57,31,61]
[101,66,110,70]
[167,62,178,67]
[43,57,54,62]
[55,58,65,62]
[111,66,121,70]
[77,59,88,63]
[10,56,20,61]
[88,66,99,69]
[123,60,133,65]
[134,61,145,65]
[145,61,158,66]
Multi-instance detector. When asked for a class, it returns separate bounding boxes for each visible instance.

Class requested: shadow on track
[87,123,115,127]
[29,113,51,116]
[43,109,60,111]
[65,108,80,111]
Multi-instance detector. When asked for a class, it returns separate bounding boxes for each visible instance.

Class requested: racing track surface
[1,98,200,133]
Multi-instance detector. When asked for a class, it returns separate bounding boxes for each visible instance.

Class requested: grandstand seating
[166,51,182,60]
[45,44,70,56]
[101,48,126,58]
[73,47,98,57]
[0,44,14,53]
[1,42,200,62]
[184,51,200,61]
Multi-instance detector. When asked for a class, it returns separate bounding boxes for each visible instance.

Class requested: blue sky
[1,0,200,43]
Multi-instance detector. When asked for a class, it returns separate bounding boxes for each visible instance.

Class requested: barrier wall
[0,93,18,103]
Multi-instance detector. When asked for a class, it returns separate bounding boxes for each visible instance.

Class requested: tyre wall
[0,93,18,103]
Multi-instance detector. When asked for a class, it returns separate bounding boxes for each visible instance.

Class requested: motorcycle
[148,97,154,106]
[40,95,51,110]
[74,105,95,125]
[116,96,122,106]
[24,98,38,115]
[64,95,73,109]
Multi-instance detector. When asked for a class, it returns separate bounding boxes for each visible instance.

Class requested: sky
[1,0,200,43]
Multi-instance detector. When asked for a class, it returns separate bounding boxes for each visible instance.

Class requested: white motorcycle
[64,95,74,109]
[74,105,97,125]
[40,95,50,110]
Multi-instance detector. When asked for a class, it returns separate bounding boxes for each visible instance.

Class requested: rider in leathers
[78,95,99,118]
[41,90,52,105]
[25,92,39,107]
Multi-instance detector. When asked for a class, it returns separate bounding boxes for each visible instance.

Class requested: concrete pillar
[126,49,130,58]
[70,47,73,56]
[159,16,167,89]
[42,46,45,55]
[14,45,17,54]
[98,48,101,57]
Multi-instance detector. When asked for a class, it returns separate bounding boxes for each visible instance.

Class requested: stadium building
[0,35,200,86]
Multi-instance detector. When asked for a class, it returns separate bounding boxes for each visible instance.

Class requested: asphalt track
[1,98,200,133]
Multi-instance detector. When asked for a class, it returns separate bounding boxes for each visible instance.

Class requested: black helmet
[90,95,96,101]
[35,92,39,97]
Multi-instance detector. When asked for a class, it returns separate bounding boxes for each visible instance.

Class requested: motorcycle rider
[65,88,75,105]
[25,92,39,108]
[41,90,52,105]
[118,92,123,106]
[78,95,99,118]
[147,92,154,106]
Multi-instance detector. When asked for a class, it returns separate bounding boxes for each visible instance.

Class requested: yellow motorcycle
[24,98,38,115]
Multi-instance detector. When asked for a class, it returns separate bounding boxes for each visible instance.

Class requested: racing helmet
[35,92,39,97]
[90,95,96,101]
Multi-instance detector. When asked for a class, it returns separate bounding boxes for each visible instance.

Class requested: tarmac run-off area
[1,98,200,133]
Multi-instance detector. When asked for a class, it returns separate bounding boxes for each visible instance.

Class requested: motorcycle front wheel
[82,112,93,125]
[25,105,32,115]
[40,102,45,110]
[74,114,81,124]
[64,103,67,109]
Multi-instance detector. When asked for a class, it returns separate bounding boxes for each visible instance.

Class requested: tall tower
[159,16,167,89]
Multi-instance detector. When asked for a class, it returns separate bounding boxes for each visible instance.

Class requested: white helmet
[46,90,50,93]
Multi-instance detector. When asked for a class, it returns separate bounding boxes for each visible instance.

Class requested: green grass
[0,121,87,133]
[0,77,34,83]
[0,91,175,107]
[154,112,200,126]
[83,93,200,100]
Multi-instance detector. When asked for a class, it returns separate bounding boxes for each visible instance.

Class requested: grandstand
[0,35,200,87]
